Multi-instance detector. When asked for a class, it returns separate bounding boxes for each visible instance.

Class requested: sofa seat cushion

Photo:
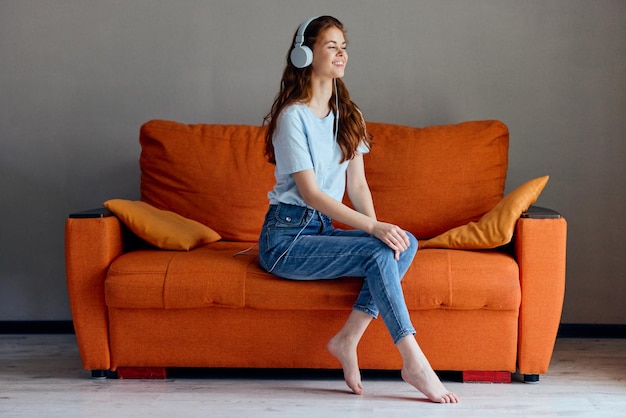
[245,249,520,312]
[105,242,258,309]
[401,249,520,311]
[106,244,519,312]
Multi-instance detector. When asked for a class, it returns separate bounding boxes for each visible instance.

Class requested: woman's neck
[307,77,334,118]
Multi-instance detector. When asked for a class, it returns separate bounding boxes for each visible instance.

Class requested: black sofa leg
[91,369,107,379]
[523,374,540,384]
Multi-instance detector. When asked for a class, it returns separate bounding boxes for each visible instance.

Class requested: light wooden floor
[0,335,624,417]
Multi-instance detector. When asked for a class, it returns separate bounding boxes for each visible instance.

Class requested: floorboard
[0,335,624,417]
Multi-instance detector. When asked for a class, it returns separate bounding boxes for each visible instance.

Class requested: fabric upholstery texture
[105,244,519,312]
[139,121,275,242]
[139,119,508,240]
[106,307,518,372]
[364,120,509,238]
[106,242,253,309]
[515,216,567,374]
[421,176,549,249]
[103,199,221,251]
[65,216,124,371]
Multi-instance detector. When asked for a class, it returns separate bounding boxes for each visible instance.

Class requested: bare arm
[292,154,410,259]
[346,153,377,219]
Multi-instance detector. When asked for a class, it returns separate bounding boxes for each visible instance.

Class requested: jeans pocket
[273,203,309,228]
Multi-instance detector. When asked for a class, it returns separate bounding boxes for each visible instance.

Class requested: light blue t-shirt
[268,104,369,207]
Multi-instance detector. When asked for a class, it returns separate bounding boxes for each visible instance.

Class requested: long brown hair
[263,16,373,164]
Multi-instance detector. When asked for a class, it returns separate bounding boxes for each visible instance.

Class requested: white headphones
[290,16,319,68]
[290,16,340,139]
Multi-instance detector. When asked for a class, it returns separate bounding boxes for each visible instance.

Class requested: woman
[260,16,459,404]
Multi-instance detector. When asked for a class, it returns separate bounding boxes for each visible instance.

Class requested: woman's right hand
[371,221,411,260]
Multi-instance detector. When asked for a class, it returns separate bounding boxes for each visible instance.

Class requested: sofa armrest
[514,208,567,376]
[65,208,125,371]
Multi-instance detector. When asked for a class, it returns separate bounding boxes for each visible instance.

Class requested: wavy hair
[263,16,373,164]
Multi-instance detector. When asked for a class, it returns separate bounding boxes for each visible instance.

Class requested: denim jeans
[258,202,418,344]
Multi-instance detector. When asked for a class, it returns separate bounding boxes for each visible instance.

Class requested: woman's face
[311,26,348,80]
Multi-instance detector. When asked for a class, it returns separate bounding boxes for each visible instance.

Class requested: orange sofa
[65,119,567,382]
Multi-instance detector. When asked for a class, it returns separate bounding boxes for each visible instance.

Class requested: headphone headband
[290,16,319,68]
[293,16,318,48]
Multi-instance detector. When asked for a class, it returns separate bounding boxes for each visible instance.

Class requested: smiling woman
[310,27,348,85]
[259,16,459,404]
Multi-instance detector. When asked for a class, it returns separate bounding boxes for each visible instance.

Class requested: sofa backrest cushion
[139,119,508,241]
[364,120,509,238]
[140,120,275,242]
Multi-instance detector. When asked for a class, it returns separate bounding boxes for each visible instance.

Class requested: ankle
[397,336,430,368]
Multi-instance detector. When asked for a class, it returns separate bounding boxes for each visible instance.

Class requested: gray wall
[1,1,624,324]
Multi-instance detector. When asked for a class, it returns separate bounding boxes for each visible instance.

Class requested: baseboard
[0,321,74,334]
[557,323,626,338]
[0,321,624,338]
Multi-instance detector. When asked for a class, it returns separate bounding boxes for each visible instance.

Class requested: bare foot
[327,334,364,395]
[396,336,460,403]
[401,363,460,403]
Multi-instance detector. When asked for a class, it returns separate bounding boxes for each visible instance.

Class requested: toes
[440,393,460,403]
[349,382,364,395]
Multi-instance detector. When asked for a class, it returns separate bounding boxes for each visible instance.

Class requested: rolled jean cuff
[353,305,379,319]
[392,328,416,345]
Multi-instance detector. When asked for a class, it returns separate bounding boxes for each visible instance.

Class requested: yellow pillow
[420,176,549,250]
[103,199,221,251]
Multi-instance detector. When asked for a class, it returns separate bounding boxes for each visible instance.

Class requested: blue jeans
[258,203,418,344]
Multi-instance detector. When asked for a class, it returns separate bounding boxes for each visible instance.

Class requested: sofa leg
[462,371,511,383]
[116,367,167,379]
[91,369,107,380]
[523,374,540,384]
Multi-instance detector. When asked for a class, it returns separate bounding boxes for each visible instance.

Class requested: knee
[406,231,418,255]
[396,231,418,273]
[367,245,398,272]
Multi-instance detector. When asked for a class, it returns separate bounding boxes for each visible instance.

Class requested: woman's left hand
[371,221,411,260]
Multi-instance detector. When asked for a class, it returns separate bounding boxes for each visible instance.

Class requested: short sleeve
[273,111,314,175]
[357,140,370,155]
[355,109,370,155]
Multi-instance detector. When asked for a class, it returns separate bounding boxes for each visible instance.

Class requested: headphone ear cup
[290,45,313,68]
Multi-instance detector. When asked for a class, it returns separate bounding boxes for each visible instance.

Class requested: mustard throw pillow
[420,176,549,250]
[103,199,221,251]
